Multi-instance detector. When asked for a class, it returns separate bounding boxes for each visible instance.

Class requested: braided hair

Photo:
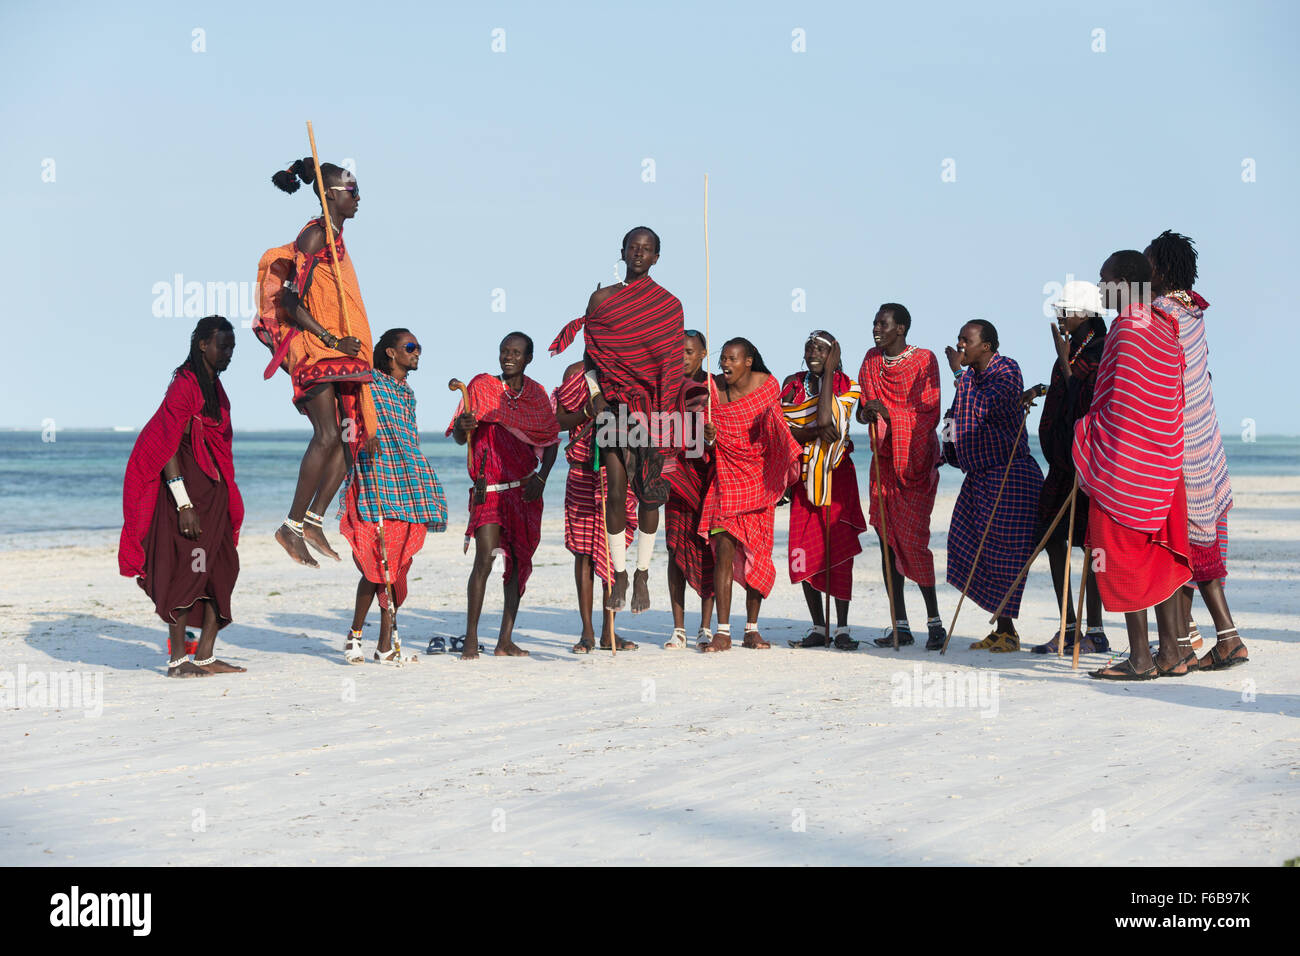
[272,157,346,199]
[374,328,412,375]
[176,315,233,421]
[721,336,771,375]
[1146,229,1198,291]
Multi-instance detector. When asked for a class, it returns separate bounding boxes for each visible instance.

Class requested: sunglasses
[404,342,421,353]
[328,183,360,197]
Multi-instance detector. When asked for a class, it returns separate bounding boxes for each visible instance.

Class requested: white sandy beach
[1,475,1296,866]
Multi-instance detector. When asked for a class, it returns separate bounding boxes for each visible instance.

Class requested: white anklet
[167,657,188,669]
[192,656,216,667]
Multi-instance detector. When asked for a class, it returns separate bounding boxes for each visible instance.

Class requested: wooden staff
[1071,548,1091,669]
[987,485,1075,623]
[940,406,1032,654]
[1055,476,1079,658]
[704,173,711,421]
[822,496,832,647]
[366,443,401,662]
[448,379,472,472]
[870,421,900,651]
[305,121,351,339]
[594,440,617,657]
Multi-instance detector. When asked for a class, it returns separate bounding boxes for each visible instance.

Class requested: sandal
[1075,632,1109,654]
[696,627,712,649]
[701,630,731,652]
[1089,658,1157,681]
[1031,632,1075,655]
[833,630,859,651]
[449,635,473,654]
[925,619,946,651]
[373,645,404,665]
[874,625,913,648]
[988,631,1020,653]
[789,628,830,648]
[426,635,448,655]
[344,633,365,665]
[1199,635,1249,671]
[571,637,595,654]
[968,632,999,650]
[599,635,638,651]
[1155,651,1197,678]
[664,628,688,650]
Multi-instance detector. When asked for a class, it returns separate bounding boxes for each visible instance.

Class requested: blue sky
[4,0,1297,435]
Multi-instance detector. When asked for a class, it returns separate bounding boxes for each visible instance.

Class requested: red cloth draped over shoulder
[119,368,243,578]
[699,374,802,597]
[445,372,560,459]
[858,347,941,483]
[1073,304,1185,534]
[548,276,686,464]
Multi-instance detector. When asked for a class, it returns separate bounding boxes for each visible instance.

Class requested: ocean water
[0,430,1296,549]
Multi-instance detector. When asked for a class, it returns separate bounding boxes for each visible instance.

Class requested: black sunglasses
[404,342,421,353]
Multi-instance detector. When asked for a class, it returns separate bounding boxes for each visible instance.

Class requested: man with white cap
[1031,280,1110,654]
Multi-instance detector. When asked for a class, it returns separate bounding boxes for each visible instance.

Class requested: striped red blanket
[859,346,942,586]
[700,374,802,598]
[548,276,686,459]
[1073,304,1185,534]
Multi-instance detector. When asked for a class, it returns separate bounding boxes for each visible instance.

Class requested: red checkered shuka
[700,374,802,597]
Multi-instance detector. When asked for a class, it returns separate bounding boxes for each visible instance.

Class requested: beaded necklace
[500,375,524,408]
[882,345,916,368]
[1068,331,1096,366]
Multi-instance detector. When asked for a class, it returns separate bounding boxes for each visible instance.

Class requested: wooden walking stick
[305,121,351,339]
[449,378,486,510]
[1056,475,1079,658]
[1071,548,1091,670]
[987,486,1076,623]
[365,442,403,663]
[940,405,1033,654]
[594,440,617,657]
[704,173,711,421]
[870,421,900,651]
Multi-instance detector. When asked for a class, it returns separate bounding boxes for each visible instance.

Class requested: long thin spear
[704,173,711,421]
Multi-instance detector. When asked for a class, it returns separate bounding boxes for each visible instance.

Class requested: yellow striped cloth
[781,382,861,506]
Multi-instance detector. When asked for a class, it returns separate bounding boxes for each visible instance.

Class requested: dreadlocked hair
[1147,229,1198,291]
[375,328,413,374]
[272,157,345,199]
[176,315,234,421]
[722,337,771,375]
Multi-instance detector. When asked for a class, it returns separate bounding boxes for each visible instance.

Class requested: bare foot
[605,571,628,611]
[302,523,342,561]
[275,526,319,568]
[493,641,530,657]
[701,632,732,653]
[460,635,480,660]
[742,631,771,649]
[198,660,247,674]
[167,661,215,678]
[631,569,651,613]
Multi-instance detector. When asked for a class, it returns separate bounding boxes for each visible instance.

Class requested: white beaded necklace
[882,345,916,367]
